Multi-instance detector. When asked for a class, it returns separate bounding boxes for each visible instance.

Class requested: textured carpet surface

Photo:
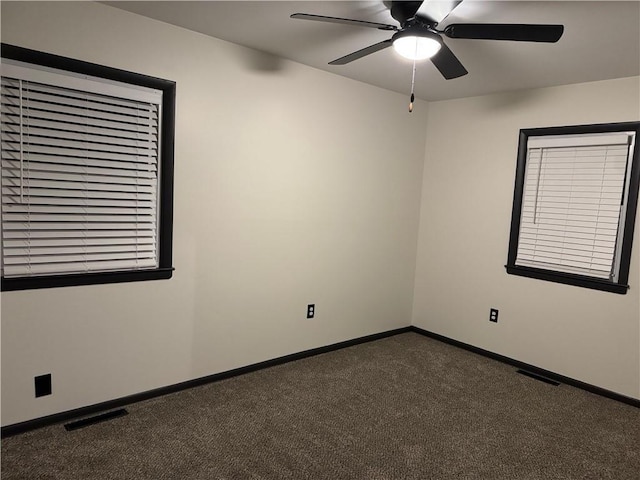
[2,332,639,479]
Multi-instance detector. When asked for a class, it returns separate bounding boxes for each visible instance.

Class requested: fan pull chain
[409,51,417,113]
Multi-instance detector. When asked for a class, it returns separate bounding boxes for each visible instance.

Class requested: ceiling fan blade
[290,13,397,31]
[443,23,564,42]
[390,1,424,24]
[430,43,468,79]
[416,0,463,24]
[329,39,393,65]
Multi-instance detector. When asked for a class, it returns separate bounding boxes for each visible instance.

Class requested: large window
[1,44,175,291]
[506,122,640,294]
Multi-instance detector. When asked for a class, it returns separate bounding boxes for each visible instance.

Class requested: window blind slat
[2,132,157,156]
[2,105,157,135]
[1,186,156,201]
[3,257,158,277]
[1,114,158,143]
[2,150,157,171]
[2,99,159,130]
[3,229,155,239]
[2,168,157,186]
[2,160,156,179]
[3,222,156,231]
[2,141,157,163]
[4,237,155,248]
[3,196,154,209]
[4,244,155,258]
[3,203,155,215]
[2,123,157,150]
[2,85,159,118]
[2,178,157,194]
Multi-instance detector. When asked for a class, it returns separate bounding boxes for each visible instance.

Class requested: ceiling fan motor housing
[392,27,442,44]
[390,1,426,25]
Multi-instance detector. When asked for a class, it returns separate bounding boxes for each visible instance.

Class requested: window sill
[1,268,174,292]
[505,265,628,294]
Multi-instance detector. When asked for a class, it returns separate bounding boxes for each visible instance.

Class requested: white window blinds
[1,62,162,278]
[515,132,634,280]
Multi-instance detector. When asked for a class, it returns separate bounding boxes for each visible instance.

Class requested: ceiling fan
[291,1,564,80]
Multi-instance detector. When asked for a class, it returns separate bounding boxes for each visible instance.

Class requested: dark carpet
[2,332,639,479]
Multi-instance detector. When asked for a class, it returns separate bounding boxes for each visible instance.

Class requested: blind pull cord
[83,93,90,273]
[18,79,24,203]
[409,55,417,113]
[532,147,544,225]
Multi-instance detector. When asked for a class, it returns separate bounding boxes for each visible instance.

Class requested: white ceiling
[104,1,640,101]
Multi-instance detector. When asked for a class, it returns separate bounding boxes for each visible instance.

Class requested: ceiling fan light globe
[392,35,441,60]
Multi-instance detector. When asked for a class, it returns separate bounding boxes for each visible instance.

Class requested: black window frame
[1,44,175,291]
[506,122,640,294]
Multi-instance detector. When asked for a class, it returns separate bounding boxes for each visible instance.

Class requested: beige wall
[0,2,428,426]
[412,77,640,399]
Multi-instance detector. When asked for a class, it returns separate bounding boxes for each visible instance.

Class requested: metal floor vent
[64,408,128,431]
[516,369,560,386]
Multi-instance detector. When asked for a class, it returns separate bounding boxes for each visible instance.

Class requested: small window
[506,122,640,294]
[1,44,175,291]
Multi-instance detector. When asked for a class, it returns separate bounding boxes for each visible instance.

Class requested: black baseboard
[408,326,640,409]
[3,324,637,437]
[1,326,412,438]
